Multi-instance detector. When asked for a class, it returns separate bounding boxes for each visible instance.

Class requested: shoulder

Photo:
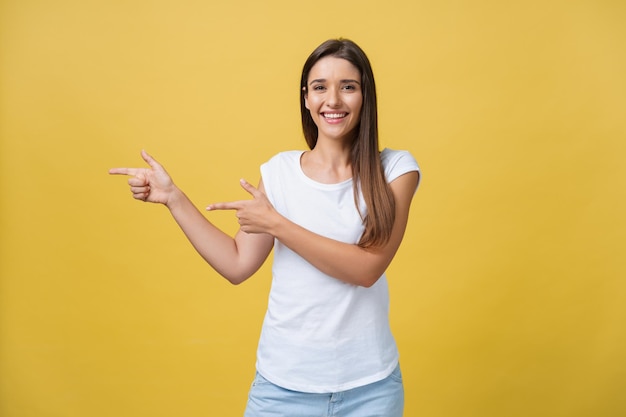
[261,151,305,184]
[260,150,306,205]
[380,148,420,184]
[263,150,304,167]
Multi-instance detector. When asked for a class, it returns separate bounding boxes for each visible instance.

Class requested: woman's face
[304,56,363,144]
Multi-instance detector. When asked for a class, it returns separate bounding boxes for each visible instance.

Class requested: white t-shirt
[257,148,420,393]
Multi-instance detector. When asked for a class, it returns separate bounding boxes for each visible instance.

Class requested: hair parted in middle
[300,38,396,248]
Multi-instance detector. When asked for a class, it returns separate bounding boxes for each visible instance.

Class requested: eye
[313,85,326,91]
[342,84,357,91]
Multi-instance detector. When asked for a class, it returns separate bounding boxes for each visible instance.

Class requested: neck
[301,140,353,184]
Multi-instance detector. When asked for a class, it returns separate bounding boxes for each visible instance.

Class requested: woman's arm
[109,150,274,285]
[208,171,419,287]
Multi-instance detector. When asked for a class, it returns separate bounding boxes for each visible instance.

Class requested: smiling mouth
[322,112,348,119]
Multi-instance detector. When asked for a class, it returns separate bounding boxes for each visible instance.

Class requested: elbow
[224,272,251,286]
[215,266,253,286]
[350,253,392,288]
[356,262,388,288]
[334,263,386,288]
[350,269,385,288]
[359,275,382,288]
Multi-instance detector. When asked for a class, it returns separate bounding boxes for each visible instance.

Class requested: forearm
[271,218,392,287]
[268,171,418,287]
[166,187,266,284]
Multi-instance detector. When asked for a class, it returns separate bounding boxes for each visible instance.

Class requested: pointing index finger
[109,167,140,176]
[206,201,244,211]
[109,150,161,176]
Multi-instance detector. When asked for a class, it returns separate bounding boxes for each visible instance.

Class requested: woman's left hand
[207,179,279,235]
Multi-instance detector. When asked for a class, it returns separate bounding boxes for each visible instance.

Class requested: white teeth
[324,113,346,119]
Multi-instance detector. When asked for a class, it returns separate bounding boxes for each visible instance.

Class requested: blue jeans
[243,364,404,417]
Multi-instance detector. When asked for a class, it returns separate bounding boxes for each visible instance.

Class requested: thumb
[239,178,262,198]
[141,149,164,171]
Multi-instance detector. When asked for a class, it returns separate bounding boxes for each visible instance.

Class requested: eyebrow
[308,78,361,86]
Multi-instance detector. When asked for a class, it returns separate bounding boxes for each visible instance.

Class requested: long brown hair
[300,39,395,248]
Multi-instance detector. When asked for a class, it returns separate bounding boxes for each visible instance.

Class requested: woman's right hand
[109,150,178,206]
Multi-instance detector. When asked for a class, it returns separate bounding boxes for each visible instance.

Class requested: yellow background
[1,0,625,416]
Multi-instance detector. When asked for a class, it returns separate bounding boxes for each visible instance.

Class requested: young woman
[110,39,420,417]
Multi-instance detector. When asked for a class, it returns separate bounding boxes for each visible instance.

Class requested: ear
[303,86,309,110]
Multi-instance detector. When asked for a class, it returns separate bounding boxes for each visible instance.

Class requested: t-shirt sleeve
[382,149,421,187]
[260,158,276,206]
[260,151,295,210]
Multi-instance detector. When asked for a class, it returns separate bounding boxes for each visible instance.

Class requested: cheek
[306,96,324,115]
[352,97,363,116]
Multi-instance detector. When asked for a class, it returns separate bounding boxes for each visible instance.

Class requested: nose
[326,87,341,108]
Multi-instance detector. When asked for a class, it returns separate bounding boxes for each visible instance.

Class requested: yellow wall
[1,1,624,416]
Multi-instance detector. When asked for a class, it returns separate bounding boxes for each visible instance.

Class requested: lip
[321,112,348,124]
